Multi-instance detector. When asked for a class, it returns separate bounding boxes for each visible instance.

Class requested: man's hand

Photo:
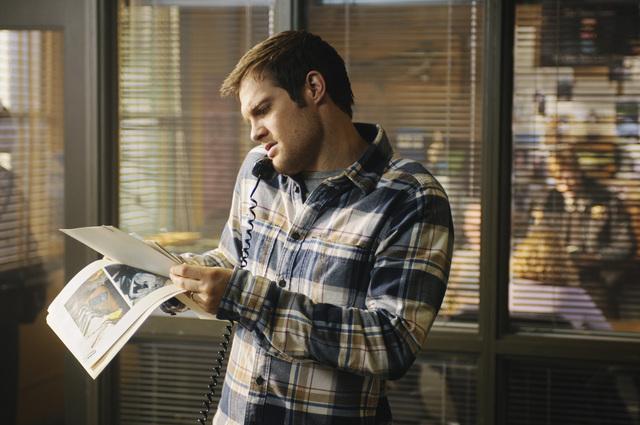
[169,264,233,314]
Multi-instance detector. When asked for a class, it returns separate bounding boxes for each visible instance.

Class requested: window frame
[0,0,110,425]
[304,1,640,422]
[100,1,640,424]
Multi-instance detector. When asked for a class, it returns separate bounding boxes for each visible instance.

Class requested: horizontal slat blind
[506,360,640,424]
[510,0,640,334]
[0,30,64,275]
[306,0,484,325]
[386,353,477,424]
[118,0,273,251]
[0,29,65,425]
[117,338,227,425]
[117,338,478,425]
[116,3,273,420]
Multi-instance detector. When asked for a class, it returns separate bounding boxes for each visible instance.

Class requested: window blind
[118,0,273,252]
[386,353,477,425]
[510,0,640,334]
[306,0,484,325]
[0,30,64,273]
[0,29,65,424]
[506,359,640,424]
[117,338,227,425]
[117,337,479,425]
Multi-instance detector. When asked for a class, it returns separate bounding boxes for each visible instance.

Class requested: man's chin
[270,158,283,175]
[272,156,305,177]
[271,158,290,176]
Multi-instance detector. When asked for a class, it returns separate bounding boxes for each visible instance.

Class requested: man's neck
[313,113,369,171]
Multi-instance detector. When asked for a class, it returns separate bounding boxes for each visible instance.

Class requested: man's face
[239,73,324,175]
[549,153,581,193]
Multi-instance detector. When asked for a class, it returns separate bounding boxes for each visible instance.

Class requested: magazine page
[59,226,216,320]
[46,259,185,376]
[60,226,179,276]
[49,295,158,379]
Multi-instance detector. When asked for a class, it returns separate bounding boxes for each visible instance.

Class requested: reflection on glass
[387,353,477,425]
[441,200,481,323]
[0,30,65,424]
[510,0,640,333]
[507,360,640,424]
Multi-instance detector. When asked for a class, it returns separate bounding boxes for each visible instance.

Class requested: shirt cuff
[216,267,280,332]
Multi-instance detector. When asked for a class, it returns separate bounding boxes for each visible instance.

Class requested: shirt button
[278,279,286,288]
[255,376,265,385]
[291,231,301,241]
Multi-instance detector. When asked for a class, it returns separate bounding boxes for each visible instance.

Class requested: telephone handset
[252,155,277,180]
[196,155,275,424]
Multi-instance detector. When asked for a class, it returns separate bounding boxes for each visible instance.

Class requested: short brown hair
[220,30,354,117]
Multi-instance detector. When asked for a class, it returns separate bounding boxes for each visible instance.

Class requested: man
[513,141,635,321]
[169,30,453,424]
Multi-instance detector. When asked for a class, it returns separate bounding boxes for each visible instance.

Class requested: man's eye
[256,105,270,116]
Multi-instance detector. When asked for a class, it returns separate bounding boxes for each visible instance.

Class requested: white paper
[60,226,179,277]
[50,226,218,379]
[46,259,186,377]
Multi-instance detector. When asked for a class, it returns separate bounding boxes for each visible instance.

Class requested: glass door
[1,1,102,424]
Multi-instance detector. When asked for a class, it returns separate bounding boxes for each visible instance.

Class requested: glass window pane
[117,0,274,253]
[387,353,478,424]
[117,337,226,424]
[510,0,640,334]
[117,337,480,425]
[0,29,65,424]
[506,359,640,424]
[306,0,485,327]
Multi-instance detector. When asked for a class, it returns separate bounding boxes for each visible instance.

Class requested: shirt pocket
[247,213,287,279]
[296,232,374,308]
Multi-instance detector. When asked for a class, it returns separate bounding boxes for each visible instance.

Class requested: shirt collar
[340,123,393,194]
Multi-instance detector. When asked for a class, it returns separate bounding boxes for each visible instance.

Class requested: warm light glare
[0,31,10,109]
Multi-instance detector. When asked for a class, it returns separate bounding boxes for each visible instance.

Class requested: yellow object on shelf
[147,232,201,247]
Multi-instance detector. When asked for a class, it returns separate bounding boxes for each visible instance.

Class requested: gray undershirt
[300,169,343,201]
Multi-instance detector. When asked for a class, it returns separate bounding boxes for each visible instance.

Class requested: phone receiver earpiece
[251,156,276,180]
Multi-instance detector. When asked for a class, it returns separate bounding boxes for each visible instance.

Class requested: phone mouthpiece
[251,156,276,180]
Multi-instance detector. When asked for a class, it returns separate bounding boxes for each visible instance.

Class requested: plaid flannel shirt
[184,123,454,425]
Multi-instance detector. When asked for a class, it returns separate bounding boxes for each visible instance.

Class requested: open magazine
[47,226,215,379]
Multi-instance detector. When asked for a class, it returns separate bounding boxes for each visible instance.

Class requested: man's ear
[305,71,326,105]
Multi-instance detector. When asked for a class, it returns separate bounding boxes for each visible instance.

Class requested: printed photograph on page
[47,258,181,368]
[103,264,170,305]
[63,267,131,350]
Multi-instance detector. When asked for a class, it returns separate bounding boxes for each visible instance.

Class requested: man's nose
[251,124,268,143]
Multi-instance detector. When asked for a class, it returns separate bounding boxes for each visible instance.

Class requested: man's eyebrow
[246,97,272,119]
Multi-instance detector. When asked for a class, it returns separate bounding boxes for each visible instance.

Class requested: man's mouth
[265,142,277,157]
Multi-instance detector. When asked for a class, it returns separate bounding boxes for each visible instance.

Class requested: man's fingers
[170,264,203,279]
[187,290,204,304]
[167,266,231,315]
[169,273,202,292]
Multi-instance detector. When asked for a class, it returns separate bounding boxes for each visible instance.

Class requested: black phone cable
[197,322,233,425]
[196,156,274,424]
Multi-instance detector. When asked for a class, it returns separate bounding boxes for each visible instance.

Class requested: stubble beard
[275,112,324,176]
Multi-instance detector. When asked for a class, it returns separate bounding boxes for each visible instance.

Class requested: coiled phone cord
[197,321,233,425]
[196,156,274,424]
